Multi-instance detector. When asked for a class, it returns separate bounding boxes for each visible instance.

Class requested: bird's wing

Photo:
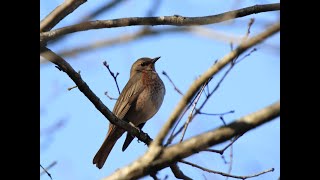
[112,73,143,120]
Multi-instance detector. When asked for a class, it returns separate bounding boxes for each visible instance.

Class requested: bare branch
[165,101,194,146]
[245,18,255,39]
[40,0,87,32]
[67,85,78,91]
[103,61,120,94]
[203,135,242,155]
[226,138,234,180]
[40,161,57,179]
[81,0,127,22]
[197,110,235,116]
[105,101,280,179]
[41,26,276,61]
[166,78,212,146]
[146,0,163,17]
[164,22,278,146]
[67,71,81,90]
[40,164,52,179]
[40,117,68,136]
[170,163,193,180]
[40,3,280,43]
[180,160,274,179]
[180,83,206,142]
[152,22,280,147]
[40,47,153,146]
[235,48,257,64]
[104,91,118,100]
[162,71,183,95]
[53,28,187,58]
[203,174,208,180]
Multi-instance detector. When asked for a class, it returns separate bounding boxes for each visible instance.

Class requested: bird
[93,57,166,169]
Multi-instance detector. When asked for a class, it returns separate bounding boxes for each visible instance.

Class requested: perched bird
[93,57,166,169]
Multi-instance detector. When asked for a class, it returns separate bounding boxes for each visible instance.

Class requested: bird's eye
[141,62,147,66]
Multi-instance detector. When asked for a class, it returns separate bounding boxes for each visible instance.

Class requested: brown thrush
[93,57,165,169]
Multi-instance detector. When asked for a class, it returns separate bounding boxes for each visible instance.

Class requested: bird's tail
[93,126,124,169]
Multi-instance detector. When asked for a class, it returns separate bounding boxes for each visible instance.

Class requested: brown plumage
[93,57,165,169]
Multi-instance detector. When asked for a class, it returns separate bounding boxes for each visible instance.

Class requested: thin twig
[226,138,234,180]
[162,71,183,95]
[203,174,207,180]
[165,101,194,146]
[194,58,236,127]
[180,160,274,179]
[103,61,120,94]
[40,164,52,179]
[146,0,162,17]
[245,18,255,39]
[221,155,228,164]
[104,91,118,100]
[166,81,210,146]
[55,65,64,71]
[235,48,257,64]
[202,134,242,155]
[67,71,80,91]
[170,163,193,180]
[40,118,68,136]
[40,0,86,32]
[220,116,227,126]
[170,64,234,142]
[234,18,256,64]
[40,161,57,179]
[68,85,78,91]
[180,83,206,142]
[197,110,235,116]
[81,0,127,22]
[46,0,127,46]
[40,3,280,43]
[230,42,234,51]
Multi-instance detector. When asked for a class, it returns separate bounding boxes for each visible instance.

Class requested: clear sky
[40,1,280,180]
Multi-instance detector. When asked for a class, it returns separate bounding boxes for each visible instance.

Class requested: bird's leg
[128,122,146,143]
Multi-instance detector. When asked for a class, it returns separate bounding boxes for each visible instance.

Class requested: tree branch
[151,22,280,147]
[180,160,274,179]
[40,3,280,43]
[162,71,183,96]
[40,161,57,179]
[202,135,242,155]
[40,0,87,32]
[40,46,153,146]
[170,163,192,180]
[179,83,206,142]
[103,61,120,94]
[105,101,280,179]
[81,0,127,22]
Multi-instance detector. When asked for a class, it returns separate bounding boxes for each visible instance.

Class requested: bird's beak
[152,56,161,64]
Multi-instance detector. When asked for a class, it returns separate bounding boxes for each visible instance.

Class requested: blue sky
[40,1,280,179]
